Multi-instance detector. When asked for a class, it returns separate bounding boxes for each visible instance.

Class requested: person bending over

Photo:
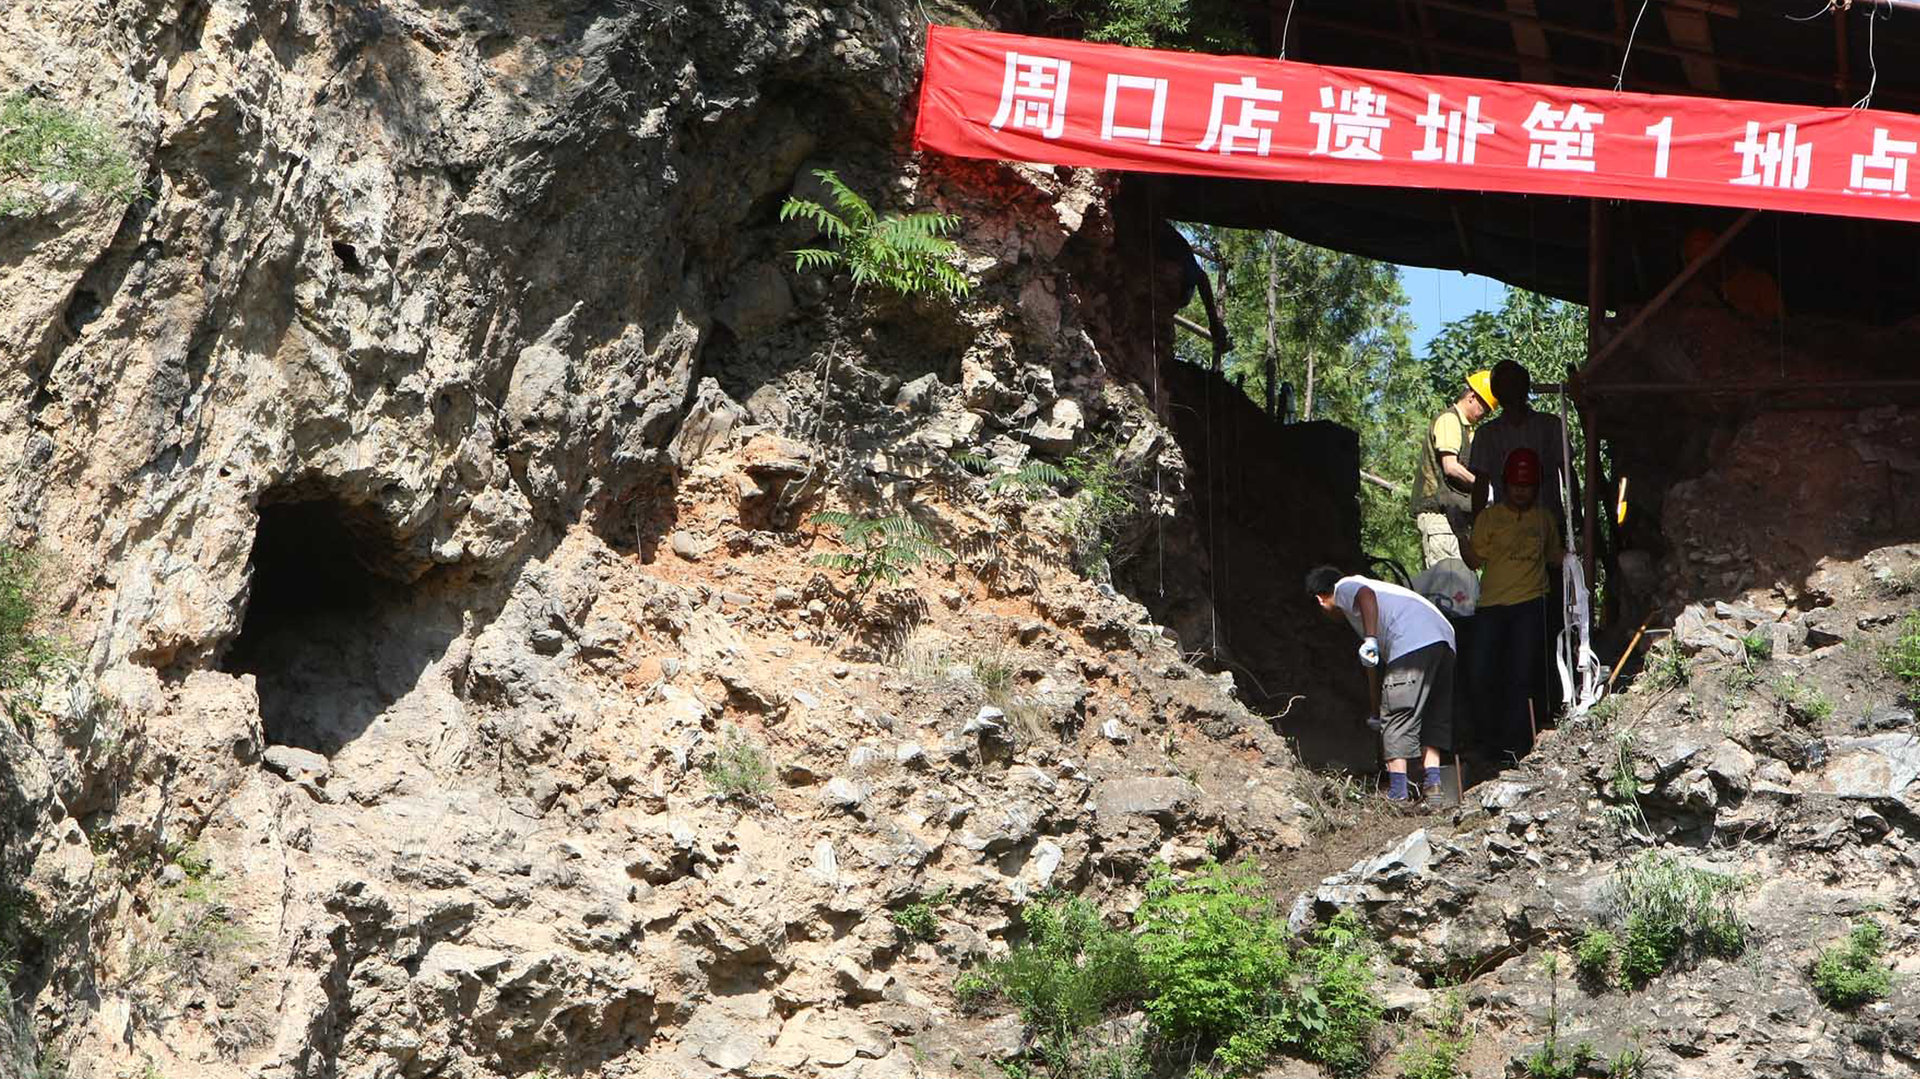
[1462,448,1564,760]
[1306,565,1457,806]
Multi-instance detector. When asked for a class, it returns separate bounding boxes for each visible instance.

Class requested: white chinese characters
[989,53,1072,140]
[1412,93,1495,165]
[1102,74,1169,145]
[1731,121,1811,189]
[1849,127,1917,197]
[1523,102,1604,171]
[1198,77,1285,156]
[1309,85,1391,160]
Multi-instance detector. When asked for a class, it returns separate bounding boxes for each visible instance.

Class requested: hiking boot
[1381,795,1423,815]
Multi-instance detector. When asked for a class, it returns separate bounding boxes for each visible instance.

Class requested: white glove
[1358,636,1381,668]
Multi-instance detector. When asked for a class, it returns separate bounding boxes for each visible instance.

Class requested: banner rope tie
[1853,0,1882,110]
[1614,0,1654,92]
[1278,0,1300,59]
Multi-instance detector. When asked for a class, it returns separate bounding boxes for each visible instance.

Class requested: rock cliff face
[1,2,1336,1077]
[11,2,1916,1078]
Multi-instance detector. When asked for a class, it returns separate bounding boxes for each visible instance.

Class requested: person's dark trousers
[1472,597,1546,760]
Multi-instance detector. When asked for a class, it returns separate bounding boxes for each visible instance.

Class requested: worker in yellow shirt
[1409,370,1496,568]
[1461,448,1563,760]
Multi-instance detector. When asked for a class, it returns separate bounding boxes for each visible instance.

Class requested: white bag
[1413,557,1479,618]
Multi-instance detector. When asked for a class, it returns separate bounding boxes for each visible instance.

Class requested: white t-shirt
[1332,576,1456,661]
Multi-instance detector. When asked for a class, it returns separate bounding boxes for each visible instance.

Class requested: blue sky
[1401,265,1508,357]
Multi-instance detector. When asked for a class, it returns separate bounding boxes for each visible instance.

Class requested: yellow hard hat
[1467,369,1499,411]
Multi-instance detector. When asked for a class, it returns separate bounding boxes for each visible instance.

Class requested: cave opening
[221,493,442,756]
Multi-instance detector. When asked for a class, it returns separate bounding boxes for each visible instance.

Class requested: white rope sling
[1555,390,1607,718]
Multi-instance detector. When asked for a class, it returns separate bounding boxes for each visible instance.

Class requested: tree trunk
[1263,238,1279,418]
[1304,349,1315,421]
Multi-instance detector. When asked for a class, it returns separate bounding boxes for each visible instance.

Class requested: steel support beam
[1577,208,1758,386]
[1582,378,1920,395]
[1583,200,1607,590]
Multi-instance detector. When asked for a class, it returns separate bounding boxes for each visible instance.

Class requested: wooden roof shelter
[1151,0,1920,325]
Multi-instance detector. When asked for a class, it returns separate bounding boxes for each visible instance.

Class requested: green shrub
[1137,861,1294,1045]
[125,845,253,1012]
[1774,674,1834,723]
[1740,631,1772,662]
[1605,852,1746,987]
[1607,1044,1648,1079]
[0,94,141,216]
[1526,1041,1593,1079]
[1811,920,1893,1009]
[1524,956,1591,1079]
[970,894,1142,1072]
[0,546,64,732]
[700,725,772,802]
[810,511,956,597]
[1295,912,1383,1077]
[892,890,948,942]
[1640,641,1688,691]
[1137,862,1379,1077]
[1882,612,1920,686]
[971,651,1015,703]
[1395,990,1471,1079]
[1601,734,1647,837]
[1582,695,1623,731]
[1574,928,1618,987]
[1059,441,1139,577]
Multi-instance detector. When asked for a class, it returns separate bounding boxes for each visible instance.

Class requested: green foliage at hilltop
[0,94,141,216]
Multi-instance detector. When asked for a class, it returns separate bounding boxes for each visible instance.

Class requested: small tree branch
[1360,469,1405,494]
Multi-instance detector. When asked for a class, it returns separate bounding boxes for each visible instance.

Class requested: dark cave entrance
[221,493,449,756]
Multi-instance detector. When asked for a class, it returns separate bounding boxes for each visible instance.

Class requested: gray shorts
[1381,641,1455,758]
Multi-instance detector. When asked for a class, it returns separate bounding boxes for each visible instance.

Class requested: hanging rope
[1613,0,1654,92]
[1198,230,1222,658]
[1853,0,1883,109]
[1147,194,1165,599]
[1278,0,1300,59]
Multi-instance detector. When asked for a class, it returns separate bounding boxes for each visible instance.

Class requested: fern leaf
[1020,461,1070,486]
[810,511,862,531]
[811,552,861,572]
[790,248,842,273]
[779,198,851,240]
[873,515,934,539]
[952,451,992,474]
[932,262,972,297]
[814,169,876,230]
[892,211,961,238]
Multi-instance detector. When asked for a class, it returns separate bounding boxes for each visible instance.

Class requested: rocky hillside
[5,1,1919,1079]
[1296,537,1920,1077]
[0,0,1353,1076]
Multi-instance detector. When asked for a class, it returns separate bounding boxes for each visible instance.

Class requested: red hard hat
[1504,447,1543,487]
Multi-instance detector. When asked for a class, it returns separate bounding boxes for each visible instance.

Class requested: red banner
[916,25,1920,223]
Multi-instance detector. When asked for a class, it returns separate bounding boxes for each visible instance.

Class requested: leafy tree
[0,94,141,217]
[779,169,969,299]
[1175,230,1589,572]
[1175,226,1424,569]
[1031,0,1252,51]
[1421,289,1585,403]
